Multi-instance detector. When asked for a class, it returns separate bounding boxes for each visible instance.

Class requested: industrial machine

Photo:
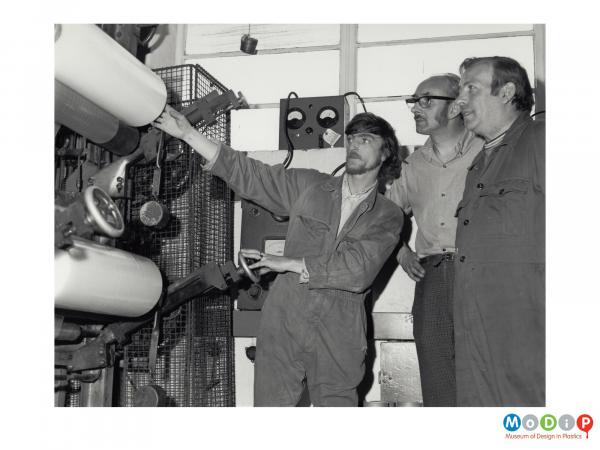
[54,24,423,408]
[54,24,248,407]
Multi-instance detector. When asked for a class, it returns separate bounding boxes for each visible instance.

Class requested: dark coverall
[210,144,403,406]
[453,112,545,406]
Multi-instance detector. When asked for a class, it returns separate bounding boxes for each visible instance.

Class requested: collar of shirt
[342,174,378,199]
[483,131,506,149]
[338,175,377,237]
[468,113,531,170]
[419,129,476,167]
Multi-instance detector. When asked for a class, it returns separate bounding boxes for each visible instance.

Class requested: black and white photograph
[3,0,599,448]
[52,22,546,409]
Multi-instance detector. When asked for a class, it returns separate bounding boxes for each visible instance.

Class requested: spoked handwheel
[238,251,260,283]
[83,185,125,238]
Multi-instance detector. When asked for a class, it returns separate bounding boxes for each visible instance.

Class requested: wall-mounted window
[183,24,541,148]
[186,24,340,54]
[358,24,533,42]
[358,35,535,145]
[187,51,340,105]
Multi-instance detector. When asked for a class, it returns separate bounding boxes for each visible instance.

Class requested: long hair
[460,56,534,112]
[344,112,402,190]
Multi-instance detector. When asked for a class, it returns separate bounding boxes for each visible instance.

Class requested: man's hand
[152,105,195,140]
[397,245,425,282]
[239,248,303,275]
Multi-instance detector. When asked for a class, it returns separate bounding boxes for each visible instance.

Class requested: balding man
[387,74,483,406]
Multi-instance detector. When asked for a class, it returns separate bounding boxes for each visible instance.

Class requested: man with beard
[387,74,483,406]
[153,107,403,406]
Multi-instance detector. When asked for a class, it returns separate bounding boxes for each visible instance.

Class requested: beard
[345,154,382,175]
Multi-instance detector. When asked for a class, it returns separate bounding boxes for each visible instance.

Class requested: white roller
[54,24,167,127]
[55,238,163,317]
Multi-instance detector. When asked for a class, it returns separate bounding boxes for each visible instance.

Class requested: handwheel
[238,251,260,283]
[83,185,125,238]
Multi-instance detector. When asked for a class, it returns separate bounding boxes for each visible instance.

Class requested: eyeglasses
[405,95,456,108]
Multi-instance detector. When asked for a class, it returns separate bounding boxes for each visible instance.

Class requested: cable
[531,110,545,118]
[282,91,298,168]
[343,91,367,113]
[331,162,346,176]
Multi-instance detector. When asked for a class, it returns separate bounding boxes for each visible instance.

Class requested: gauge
[286,108,306,130]
[316,106,339,128]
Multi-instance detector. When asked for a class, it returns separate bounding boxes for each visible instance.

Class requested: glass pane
[231,108,280,151]
[187,51,340,104]
[365,100,427,147]
[186,24,340,55]
[358,24,533,43]
[357,36,535,98]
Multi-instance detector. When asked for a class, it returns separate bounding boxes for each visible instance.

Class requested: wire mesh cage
[119,64,235,407]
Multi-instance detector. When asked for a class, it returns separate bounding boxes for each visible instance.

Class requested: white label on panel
[264,240,285,256]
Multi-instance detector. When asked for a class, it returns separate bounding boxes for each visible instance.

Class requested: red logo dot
[577,414,593,439]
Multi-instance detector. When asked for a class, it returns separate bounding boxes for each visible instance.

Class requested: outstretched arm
[152,105,219,162]
[153,105,327,217]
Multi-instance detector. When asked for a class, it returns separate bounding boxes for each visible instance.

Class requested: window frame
[178,24,545,117]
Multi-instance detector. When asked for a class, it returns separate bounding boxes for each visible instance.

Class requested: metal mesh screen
[119,65,235,407]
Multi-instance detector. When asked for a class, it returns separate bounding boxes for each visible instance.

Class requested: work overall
[453,113,545,406]
[210,144,403,406]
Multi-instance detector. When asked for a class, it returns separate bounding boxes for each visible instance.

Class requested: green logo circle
[541,414,557,431]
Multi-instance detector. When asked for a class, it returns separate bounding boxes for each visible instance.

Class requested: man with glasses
[387,74,483,406]
[153,108,403,406]
[453,57,545,406]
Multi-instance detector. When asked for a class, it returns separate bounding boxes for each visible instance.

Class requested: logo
[503,413,593,440]
[522,414,539,431]
[540,414,557,431]
[503,414,521,432]
[578,414,594,439]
